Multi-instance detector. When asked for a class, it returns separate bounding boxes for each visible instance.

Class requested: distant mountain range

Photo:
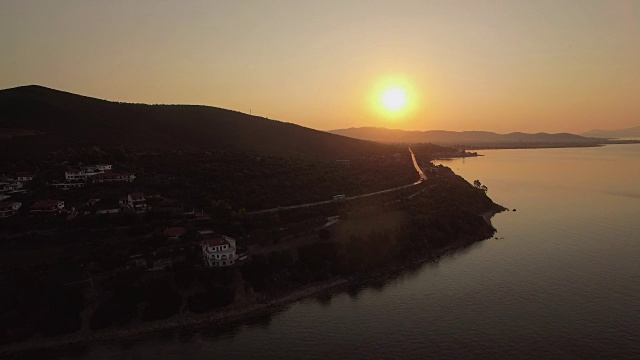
[330,127,606,147]
[582,126,640,139]
[0,85,395,160]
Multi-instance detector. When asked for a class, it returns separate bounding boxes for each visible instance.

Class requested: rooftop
[164,227,186,238]
[129,192,145,200]
[30,200,63,209]
[202,237,229,247]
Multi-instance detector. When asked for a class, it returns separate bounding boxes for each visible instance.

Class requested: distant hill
[582,126,640,139]
[0,85,394,160]
[330,127,604,147]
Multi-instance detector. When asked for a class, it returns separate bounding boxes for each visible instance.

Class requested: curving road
[248,147,427,215]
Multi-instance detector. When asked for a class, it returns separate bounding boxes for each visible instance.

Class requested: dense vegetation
[1,85,401,163]
[241,169,500,294]
[0,159,502,342]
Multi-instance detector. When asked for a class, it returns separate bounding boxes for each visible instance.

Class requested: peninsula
[0,86,503,354]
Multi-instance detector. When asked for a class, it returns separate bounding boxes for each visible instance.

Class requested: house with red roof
[29,200,64,214]
[164,227,186,240]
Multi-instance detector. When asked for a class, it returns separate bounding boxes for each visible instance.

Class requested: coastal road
[248,147,427,215]
[409,146,427,181]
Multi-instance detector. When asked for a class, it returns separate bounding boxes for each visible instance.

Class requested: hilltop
[330,127,607,148]
[0,85,391,161]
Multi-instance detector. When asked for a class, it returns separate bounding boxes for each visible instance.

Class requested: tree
[473,180,488,193]
[212,200,233,222]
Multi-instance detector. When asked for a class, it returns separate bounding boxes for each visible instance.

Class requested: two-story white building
[64,164,117,182]
[201,235,238,267]
[65,167,103,181]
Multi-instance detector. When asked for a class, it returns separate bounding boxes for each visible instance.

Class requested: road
[248,147,427,215]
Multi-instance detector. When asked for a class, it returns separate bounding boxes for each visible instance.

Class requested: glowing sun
[381,87,408,112]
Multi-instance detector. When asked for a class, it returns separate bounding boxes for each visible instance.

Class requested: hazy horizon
[2,1,639,133]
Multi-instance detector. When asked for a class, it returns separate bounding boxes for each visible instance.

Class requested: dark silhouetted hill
[582,126,640,139]
[0,85,393,160]
[330,127,604,147]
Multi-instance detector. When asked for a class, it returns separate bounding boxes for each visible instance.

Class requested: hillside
[582,126,640,139]
[0,85,391,161]
[330,127,604,147]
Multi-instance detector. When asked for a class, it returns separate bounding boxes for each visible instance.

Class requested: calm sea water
[60,145,640,359]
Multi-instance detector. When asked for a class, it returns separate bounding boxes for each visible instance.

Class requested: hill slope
[330,127,603,147]
[582,126,640,139]
[0,85,392,160]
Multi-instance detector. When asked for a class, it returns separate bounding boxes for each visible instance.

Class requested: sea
[56,144,640,359]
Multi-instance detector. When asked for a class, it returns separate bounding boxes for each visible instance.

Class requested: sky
[1,0,639,133]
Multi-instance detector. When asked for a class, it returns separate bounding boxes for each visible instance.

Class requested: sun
[381,86,408,113]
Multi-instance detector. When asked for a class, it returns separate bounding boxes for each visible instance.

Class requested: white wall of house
[201,236,238,267]
[96,164,113,171]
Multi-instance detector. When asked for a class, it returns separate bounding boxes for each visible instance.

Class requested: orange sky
[1,1,639,133]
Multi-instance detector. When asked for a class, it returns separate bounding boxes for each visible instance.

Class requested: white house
[96,208,120,215]
[92,172,135,183]
[16,173,35,182]
[65,167,102,181]
[64,165,119,182]
[96,164,113,171]
[201,236,238,267]
[1,182,23,192]
[127,192,147,213]
[0,201,21,218]
[50,182,85,190]
[64,169,84,181]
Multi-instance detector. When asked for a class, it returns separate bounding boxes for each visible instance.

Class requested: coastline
[0,208,504,356]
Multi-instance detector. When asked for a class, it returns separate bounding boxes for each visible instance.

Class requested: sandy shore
[1,209,504,356]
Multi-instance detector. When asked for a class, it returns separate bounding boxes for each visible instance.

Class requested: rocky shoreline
[1,207,504,356]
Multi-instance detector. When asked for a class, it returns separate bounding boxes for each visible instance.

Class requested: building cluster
[1,191,188,219]
[2,165,251,270]
[63,164,135,185]
[79,192,148,215]
[29,200,65,214]
[0,173,35,217]
[0,173,34,200]
[1,199,67,217]
[0,163,143,218]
